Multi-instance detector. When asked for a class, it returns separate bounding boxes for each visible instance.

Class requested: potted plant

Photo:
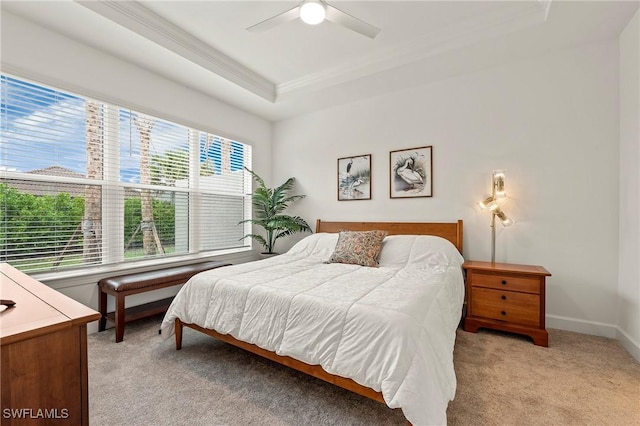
[240,168,311,255]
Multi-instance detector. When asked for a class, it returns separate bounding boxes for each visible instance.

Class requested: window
[0,75,252,273]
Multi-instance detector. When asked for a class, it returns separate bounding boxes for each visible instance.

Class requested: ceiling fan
[246,0,381,39]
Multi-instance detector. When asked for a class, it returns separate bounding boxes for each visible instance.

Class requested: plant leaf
[239,169,311,253]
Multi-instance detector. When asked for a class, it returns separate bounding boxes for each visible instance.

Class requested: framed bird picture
[337,154,371,201]
[390,146,433,198]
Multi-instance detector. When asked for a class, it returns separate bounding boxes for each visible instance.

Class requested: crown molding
[277,1,552,99]
[76,0,276,102]
[74,0,552,105]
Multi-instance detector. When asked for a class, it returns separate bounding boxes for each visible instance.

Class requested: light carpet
[88,318,639,426]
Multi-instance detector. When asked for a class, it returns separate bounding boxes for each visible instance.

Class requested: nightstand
[463,260,551,347]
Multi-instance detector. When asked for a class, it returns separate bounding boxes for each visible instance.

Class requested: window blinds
[0,74,252,273]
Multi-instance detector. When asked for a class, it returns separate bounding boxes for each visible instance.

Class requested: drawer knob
[501,280,507,285]
[501,295,507,300]
[501,310,507,316]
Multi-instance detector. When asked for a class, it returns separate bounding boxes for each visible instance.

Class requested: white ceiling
[2,1,638,121]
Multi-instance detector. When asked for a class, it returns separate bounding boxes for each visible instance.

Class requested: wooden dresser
[0,263,100,425]
[462,260,551,347]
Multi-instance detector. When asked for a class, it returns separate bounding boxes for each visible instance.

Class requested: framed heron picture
[337,154,371,201]
[390,146,432,198]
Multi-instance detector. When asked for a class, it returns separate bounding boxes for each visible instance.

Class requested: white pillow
[286,233,339,260]
[377,235,464,268]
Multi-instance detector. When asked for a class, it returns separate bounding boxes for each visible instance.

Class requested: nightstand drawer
[471,287,540,326]
[470,272,540,294]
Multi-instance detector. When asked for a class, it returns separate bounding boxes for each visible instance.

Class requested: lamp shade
[300,1,326,25]
[495,210,514,227]
[478,196,494,210]
[493,170,506,198]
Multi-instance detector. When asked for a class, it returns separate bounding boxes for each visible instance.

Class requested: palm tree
[83,100,102,263]
[134,113,156,256]
[240,168,311,254]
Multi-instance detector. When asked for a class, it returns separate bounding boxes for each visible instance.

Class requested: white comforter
[161,233,465,425]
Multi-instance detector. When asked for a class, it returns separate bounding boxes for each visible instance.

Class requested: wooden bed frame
[174,220,463,415]
[314,219,463,254]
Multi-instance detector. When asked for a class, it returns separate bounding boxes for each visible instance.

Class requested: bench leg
[115,294,125,343]
[98,289,107,332]
[175,318,183,350]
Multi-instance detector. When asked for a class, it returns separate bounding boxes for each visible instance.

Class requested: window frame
[1,74,253,278]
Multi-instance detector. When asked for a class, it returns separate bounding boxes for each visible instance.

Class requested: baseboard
[547,314,640,362]
[546,314,618,338]
[88,322,101,335]
[616,327,640,362]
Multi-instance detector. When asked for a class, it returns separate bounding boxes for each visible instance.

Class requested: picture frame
[390,146,432,198]
[337,154,372,201]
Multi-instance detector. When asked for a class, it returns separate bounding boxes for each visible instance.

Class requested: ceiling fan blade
[325,4,381,39]
[246,5,301,33]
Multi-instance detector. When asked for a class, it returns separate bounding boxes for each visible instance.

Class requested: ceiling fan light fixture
[300,1,326,25]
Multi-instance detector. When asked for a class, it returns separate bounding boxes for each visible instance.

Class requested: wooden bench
[98,261,231,342]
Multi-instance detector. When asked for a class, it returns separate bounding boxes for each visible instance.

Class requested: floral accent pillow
[327,230,388,267]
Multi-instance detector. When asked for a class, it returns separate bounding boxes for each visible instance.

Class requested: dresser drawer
[471,287,540,326]
[470,271,540,294]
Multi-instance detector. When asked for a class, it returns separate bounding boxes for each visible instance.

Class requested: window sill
[33,247,255,290]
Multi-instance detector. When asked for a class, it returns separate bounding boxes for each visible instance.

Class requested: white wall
[618,9,640,360]
[0,12,271,330]
[274,41,624,342]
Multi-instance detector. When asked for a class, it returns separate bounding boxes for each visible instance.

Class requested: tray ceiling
[2,1,637,121]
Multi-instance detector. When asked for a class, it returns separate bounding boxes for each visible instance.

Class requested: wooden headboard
[315,219,464,254]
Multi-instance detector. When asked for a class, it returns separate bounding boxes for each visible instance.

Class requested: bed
[161,220,464,425]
